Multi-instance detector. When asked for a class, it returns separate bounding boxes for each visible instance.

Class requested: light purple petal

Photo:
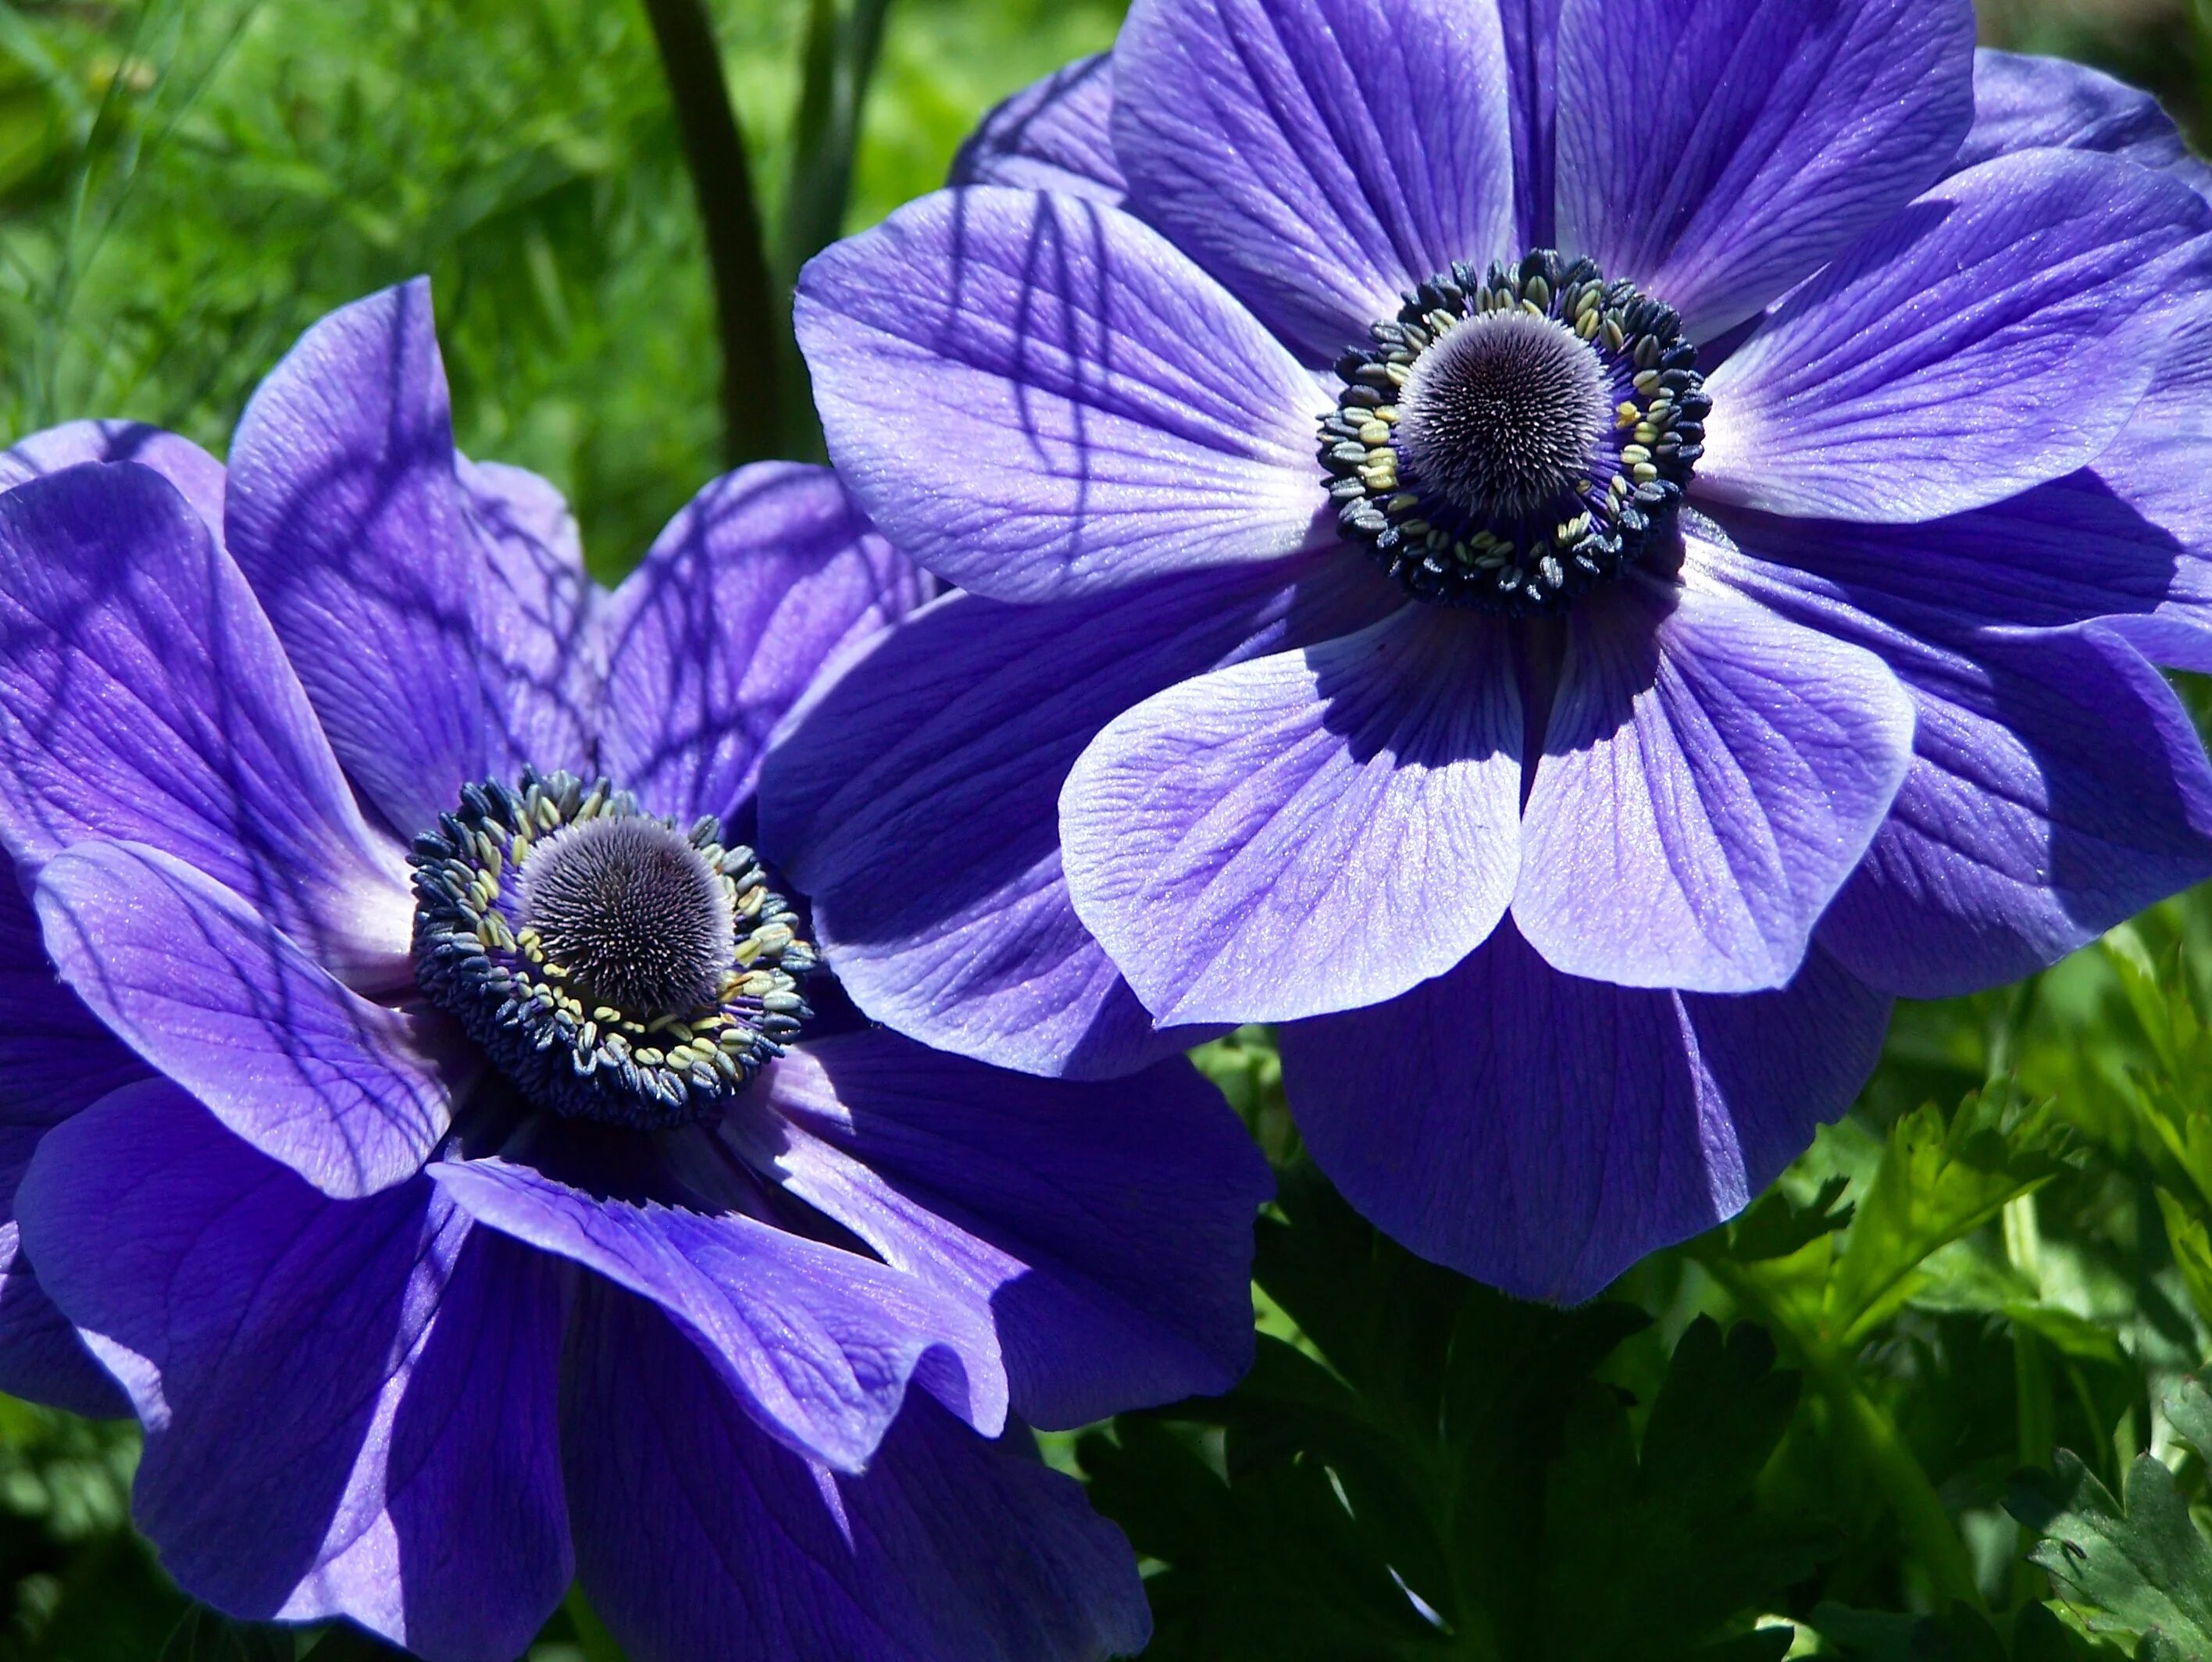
[1279,919,1888,1300]
[796,185,1329,602]
[1064,603,1522,1025]
[0,421,227,534]
[1957,49,2212,197]
[950,55,1126,203]
[1515,565,1913,993]
[430,1152,1004,1473]
[225,280,492,839]
[1696,526,2212,997]
[461,457,601,781]
[17,1082,571,1662]
[736,1030,1268,1428]
[1700,149,2212,523]
[565,1286,1150,1662]
[1499,0,1563,247]
[0,462,412,982]
[759,554,1398,1078]
[600,463,925,829]
[1556,0,1975,341]
[34,840,469,1198]
[1111,0,1515,365]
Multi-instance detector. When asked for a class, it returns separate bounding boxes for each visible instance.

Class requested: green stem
[1808,1352,1986,1613]
[2004,1192,2054,1607]
[639,0,783,464]
[776,0,894,451]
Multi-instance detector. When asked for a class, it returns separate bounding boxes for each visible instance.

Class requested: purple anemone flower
[776,0,2212,1302]
[0,283,1268,1662]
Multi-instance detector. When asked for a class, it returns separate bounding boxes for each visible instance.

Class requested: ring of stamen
[1318,249,1709,613]
[410,769,814,1130]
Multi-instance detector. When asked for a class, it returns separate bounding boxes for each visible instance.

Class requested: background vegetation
[1,1,2211,1657]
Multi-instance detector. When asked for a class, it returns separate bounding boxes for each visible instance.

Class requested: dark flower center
[519,817,733,1015]
[1320,250,1709,614]
[409,769,813,1129]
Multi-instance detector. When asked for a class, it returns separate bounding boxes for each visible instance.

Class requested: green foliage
[1083,1170,1829,1662]
[2007,1378,2212,1660]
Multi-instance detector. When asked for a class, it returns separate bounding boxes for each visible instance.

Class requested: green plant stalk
[638,0,783,464]
[1806,1350,1986,1613]
[776,0,894,452]
[1706,1256,1984,1611]
[2004,1192,2055,1607]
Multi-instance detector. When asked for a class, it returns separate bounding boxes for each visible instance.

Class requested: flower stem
[639,0,783,464]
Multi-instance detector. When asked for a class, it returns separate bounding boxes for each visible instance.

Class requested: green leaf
[1539,1320,1836,1662]
[1828,1087,2068,1346]
[2007,1376,2212,1661]
[1084,1168,1835,1662]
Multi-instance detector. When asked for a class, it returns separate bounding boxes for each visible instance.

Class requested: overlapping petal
[758,554,1397,1076]
[0,461,412,981]
[950,54,1125,203]
[739,1030,1268,1428]
[600,463,924,830]
[225,280,493,837]
[1111,0,1515,364]
[1700,149,2212,523]
[462,457,601,781]
[1062,604,1522,1025]
[1698,528,2212,996]
[1279,922,1888,1300]
[0,420,227,536]
[429,1152,1004,1473]
[17,1082,572,1662]
[564,1285,1149,1662]
[797,186,1329,601]
[1959,49,2212,196]
[34,840,469,1198]
[1515,564,1914,993]
[1556,0,1975,342]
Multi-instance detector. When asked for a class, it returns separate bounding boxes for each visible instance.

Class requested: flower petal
[461,457,601,781]
[600,463,926,829]
[1556,0,1975,341]
[736,1030,1268,1428]
[0,461,412,982]
[0,1234,128,1419]
[1957,49,2212,196]
[0,421,227,535]
[17,1082,572,1662]
[1063,603,1522,1025]
[34,840,469,1198]
[1515,563,1914,993]
[950,54,1126,203]
[430,1151,1004,1473]
[1698,531,2212,997]
[225,280,493,838]
[1500,0,1564,247]
[759,555,1398,1077]
[1686,475,2210,638]
[565,1286,1149,1662]
[1700,149,2212,523]
[0,868,146,1129]
[0,874,142,1417]
[1111,0,1517,366]
[1279,920,1888,1300]
[797,185,1329,602]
